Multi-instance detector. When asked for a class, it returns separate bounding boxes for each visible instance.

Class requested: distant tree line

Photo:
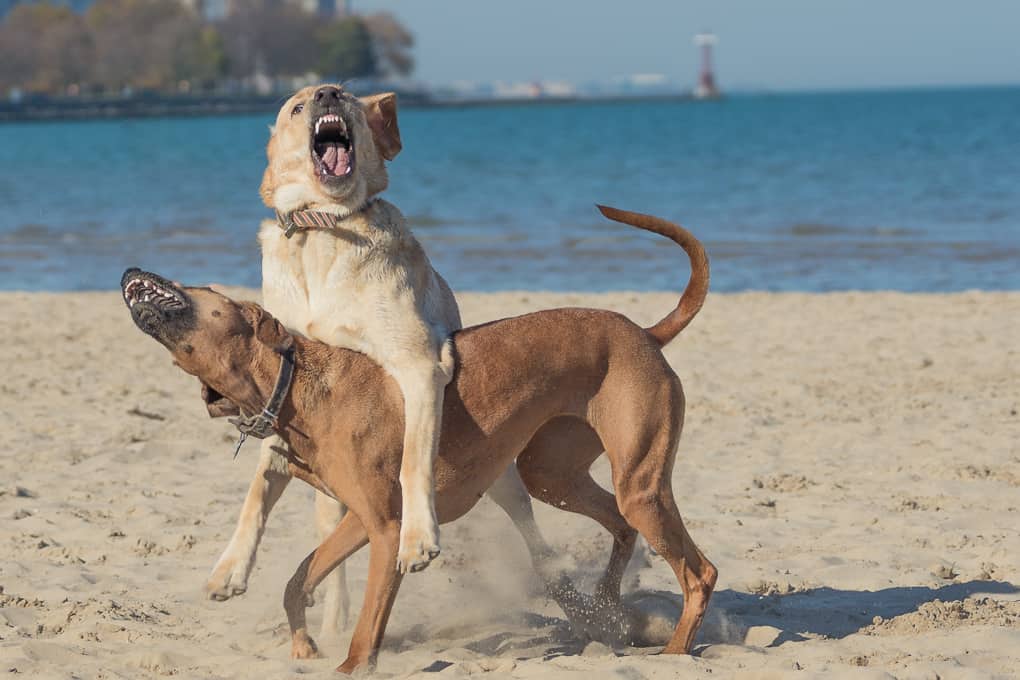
[0,0,414,95]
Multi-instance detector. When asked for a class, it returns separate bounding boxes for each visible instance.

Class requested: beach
[1,288,1018,679]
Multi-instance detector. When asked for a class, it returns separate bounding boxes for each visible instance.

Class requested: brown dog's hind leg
[314,492,350,638]
[516,419,638,641]
[616,483,716,655]
[517,419,637,601]
[284,512,369,660]
[338,522,403,674]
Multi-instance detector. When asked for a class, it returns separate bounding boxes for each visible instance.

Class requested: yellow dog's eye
[291,103,304,115]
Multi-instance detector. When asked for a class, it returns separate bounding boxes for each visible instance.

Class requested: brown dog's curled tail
[596,205,710,347]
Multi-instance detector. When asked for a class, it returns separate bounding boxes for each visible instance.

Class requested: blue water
[2,87,1019,292]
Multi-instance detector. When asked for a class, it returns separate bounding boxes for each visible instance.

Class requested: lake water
[1,87,1018,292]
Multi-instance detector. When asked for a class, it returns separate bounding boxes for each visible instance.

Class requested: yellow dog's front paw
[396,521,440,574]
[291,630,320,660]
[205,558,248,601]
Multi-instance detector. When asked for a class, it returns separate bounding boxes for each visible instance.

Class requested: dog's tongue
[320,143,349,175]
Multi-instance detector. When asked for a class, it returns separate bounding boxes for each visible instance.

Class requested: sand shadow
[388,580,1018,672]
[699,579,1020,647]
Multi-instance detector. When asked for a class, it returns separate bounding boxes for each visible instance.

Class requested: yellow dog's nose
[315,86,342,103]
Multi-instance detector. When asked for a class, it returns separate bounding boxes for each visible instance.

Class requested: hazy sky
[364,0,1019,90]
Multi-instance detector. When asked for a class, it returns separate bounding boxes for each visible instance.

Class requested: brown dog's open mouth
[121,268,194,349]
[123,274,187,311]
[202,382,240,418]
[312,113,354,180]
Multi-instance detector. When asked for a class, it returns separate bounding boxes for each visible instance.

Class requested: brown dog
[122,206,716,674]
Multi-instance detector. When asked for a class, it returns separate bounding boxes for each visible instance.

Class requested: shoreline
[0,92,695,123]
[2,84,1018,123]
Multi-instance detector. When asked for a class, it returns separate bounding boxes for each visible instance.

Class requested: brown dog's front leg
[338,523,403,674]
[284,512,369,660]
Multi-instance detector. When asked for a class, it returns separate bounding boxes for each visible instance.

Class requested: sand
[1,289,1018,679]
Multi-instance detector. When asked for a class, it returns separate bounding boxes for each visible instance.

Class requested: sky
[363,0,1020,91]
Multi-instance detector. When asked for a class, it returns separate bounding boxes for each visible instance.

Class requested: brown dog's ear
[201,382,240,418]
[259,133,276,207]
[360,92,402,161]
[242,302,294,354]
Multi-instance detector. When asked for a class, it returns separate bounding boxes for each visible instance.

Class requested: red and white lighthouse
[693,32,720,99]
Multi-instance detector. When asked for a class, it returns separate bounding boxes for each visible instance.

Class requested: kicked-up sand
[1,289,1018,679]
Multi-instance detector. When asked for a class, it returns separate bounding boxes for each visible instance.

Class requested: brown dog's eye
[291,103,304,116]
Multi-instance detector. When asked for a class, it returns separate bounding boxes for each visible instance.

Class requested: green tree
[363,12,414,77]
[0,3,92,94]
[177,26,229,89]
[86,0,202,91]
[316,17,376,80]
[0,0,416,96]
[219,0,319,80]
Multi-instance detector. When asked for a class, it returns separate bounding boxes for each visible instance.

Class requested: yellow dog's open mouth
[312,113,353,180]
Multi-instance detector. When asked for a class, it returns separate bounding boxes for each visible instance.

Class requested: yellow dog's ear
[259,133,277,207]
[360,92,402,161]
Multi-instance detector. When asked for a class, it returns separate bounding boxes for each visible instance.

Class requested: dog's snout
[121,267,142,288]
[315,86,342,103]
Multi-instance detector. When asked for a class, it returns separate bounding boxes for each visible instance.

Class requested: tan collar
[275,199,375,239]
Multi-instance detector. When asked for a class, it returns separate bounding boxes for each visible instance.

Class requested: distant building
[199,0,228,20]
[0,0,351,19]
[181,0,230,21]
[1,0,94,16]
[294,0,351,17]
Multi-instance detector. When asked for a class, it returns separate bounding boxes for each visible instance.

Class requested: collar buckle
[277,211,300,239]
[228,347,295,456]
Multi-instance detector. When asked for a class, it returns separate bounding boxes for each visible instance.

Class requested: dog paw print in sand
[752,474,816,493]
[956,464,1020,487]
[132,534,196,557]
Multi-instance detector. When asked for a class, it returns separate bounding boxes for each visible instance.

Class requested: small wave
[784,223,921,238]
[1,222,226,248]
[0,249,46,261]
[1,223,59,243]
[407,214,518,229]
[563,235,631,248]
[956,246,1020,262]
[787,223,851,237]
[864,226,922,237]
[405,215,450,228]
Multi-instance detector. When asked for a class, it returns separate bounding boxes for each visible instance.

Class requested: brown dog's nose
[315,86,342,103]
